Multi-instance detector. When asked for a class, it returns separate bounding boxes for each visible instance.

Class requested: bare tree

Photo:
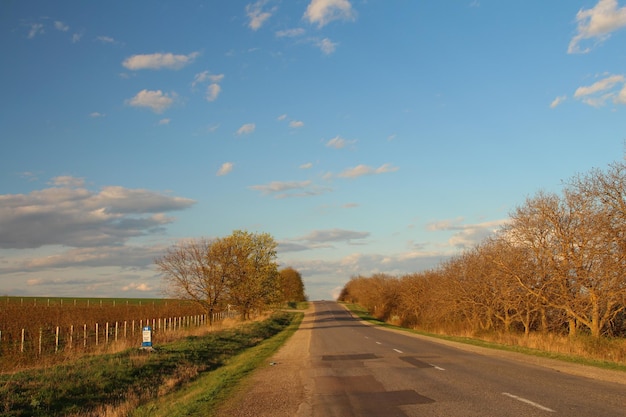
[155,238,227,325]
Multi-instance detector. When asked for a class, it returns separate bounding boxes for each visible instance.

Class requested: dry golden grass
[425,324,626,364]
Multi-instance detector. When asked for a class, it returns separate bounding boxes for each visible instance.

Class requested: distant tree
[278,267,307,304]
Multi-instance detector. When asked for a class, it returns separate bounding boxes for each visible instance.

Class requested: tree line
[155,230,306,324]
[339,161,626,339]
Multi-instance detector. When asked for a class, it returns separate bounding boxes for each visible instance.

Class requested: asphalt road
[302,301,625,417]
[216,301,625,416]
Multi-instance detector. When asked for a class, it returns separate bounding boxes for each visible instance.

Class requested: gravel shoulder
[214,305,315,417]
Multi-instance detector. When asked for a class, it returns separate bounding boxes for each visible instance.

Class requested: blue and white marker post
[141,326,153,350]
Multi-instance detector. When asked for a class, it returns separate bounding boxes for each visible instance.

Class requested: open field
[0,297,214,371]
[0,311,300,417]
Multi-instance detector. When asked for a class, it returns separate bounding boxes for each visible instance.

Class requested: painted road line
[502,393,555,413]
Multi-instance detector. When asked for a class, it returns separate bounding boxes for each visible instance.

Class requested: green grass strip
[132,311,303,417]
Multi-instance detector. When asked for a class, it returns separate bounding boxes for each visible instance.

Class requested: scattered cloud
[304,0,356,28]
[316,37,338,54]
[337,163,399,178]
[276,28,306,38]
[90,112,105,118]
[54,21,69,32]
[299,228,369,244]
[217,162,234,176]
[122,52,200,70]
[0,176,195,250]
[568,0,626,54]
[236,123,256,135]
[427,218,508,249]
[205,83,221,101]
[27,23,44,39]
[192,71,224,88]
[289,120,304,128]
[325,135,355,149]
[550,95,567,108]
[126,89,175,113]
[573,74,626,107]
[277,114,288,121]
[248,180,330,198]
[300,162,313,169]
[72,32,83,43]
[246,0,276,31]
[158,118,171,125]
[96,36,116,44]
[192,71,225,102]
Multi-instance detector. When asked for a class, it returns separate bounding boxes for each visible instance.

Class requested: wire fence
[0,311,239,358]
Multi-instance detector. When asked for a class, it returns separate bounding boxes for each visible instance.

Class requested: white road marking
[502,392,555,413]
[429,364,445,371]
[393,349,403,353]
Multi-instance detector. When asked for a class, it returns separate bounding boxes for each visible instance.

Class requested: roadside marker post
[141,326,153,350]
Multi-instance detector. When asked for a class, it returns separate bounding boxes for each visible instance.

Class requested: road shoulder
[214,305,315,417]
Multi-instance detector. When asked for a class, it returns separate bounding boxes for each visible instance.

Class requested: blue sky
[1,0,626,301]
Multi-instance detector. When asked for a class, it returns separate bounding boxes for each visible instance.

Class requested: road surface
[217,301,625,416]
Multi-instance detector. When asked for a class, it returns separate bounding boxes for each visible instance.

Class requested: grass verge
[132,310,303,417]
[343,303,626,373]
[0,311,300,417]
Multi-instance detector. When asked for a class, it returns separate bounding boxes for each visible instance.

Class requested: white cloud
[192,71,224,88]
[217,162,234,176]
[573,74,626,107]
[617,84,626,104]
[27,23,44,39]
[236,123,256,135]
[246,1,275,31]
[54,21,69,32]
[158,118,171,125]
[550,95,567,108]
[276,28,306,38]
[297,228,369,244]
[326,135,355,149]
[206,83,221,101]
[96,36,115,44]
[300,162,313,169]
[304,0,355,28]
[277,114,288,121]
[317,37,338,54]
[426,218,509,249]
[192,71,224,101]
[90,112,105,118]
[568,0,626,54]
[0,176,195,250]
[126,89,175,113]
[248,180,330,198]
[72,33,82,43]
[337,163,399,178]
[289,120,304,128]
[122,52,200,70]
